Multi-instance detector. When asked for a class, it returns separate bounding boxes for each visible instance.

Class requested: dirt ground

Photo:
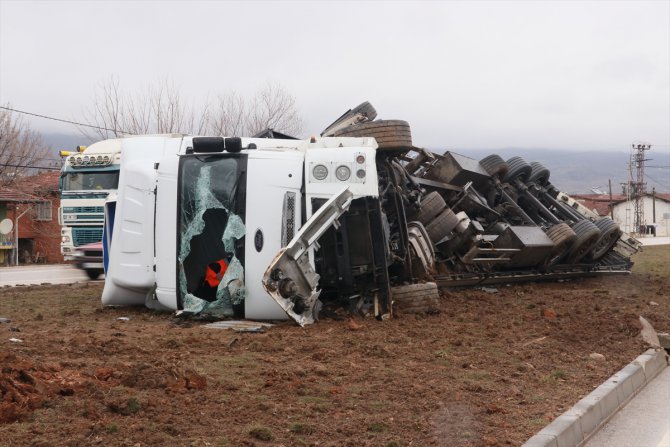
[0,245,668,447]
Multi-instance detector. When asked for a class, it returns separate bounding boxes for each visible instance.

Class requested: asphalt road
[0,264,96,287]
[585,366,670,447]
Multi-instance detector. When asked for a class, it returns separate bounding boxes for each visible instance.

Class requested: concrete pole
[652,187,656,223]
[14,205,33,266]
[609,179,614,219]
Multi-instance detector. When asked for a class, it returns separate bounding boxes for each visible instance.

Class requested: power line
[0,105,131,134]
[0,163,61,171]
[645,172,670,189]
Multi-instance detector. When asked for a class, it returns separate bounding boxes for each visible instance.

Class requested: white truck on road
[59,140,121,260]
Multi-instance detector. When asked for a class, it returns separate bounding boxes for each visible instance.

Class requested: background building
[573,193,670,237]
[0,171,62,265]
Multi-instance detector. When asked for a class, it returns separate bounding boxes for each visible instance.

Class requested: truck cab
[59,140,122,259]
[102,135,390,322]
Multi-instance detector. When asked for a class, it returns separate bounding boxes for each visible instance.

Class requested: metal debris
[204,320,274,333]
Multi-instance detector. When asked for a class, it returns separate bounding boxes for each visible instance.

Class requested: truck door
[244,151,304,319]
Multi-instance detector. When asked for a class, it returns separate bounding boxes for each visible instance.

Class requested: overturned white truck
[102,103,640,325]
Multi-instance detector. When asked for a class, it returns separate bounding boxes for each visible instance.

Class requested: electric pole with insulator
[630,143,651,235]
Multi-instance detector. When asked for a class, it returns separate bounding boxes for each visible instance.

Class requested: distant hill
[42,132,94,152]
[41,133,96,166]
[40,132,669,194]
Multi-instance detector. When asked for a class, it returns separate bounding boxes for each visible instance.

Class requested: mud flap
[262,187,354,326]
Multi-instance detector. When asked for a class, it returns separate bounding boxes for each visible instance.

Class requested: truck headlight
[64,214,75,221]
[62,236,70,243]
[335,165,351,181]
[313,164,328,180]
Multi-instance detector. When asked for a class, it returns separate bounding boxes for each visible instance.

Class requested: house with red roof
[0,171,63,265]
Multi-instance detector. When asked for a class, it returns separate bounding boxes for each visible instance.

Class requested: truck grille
[73,227,103,246]
[281,192,296,247]
[63,206,104,214]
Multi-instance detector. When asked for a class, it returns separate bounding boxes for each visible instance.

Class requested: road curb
[522,348,669,447]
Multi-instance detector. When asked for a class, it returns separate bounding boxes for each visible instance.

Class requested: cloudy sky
[0,0,668,152]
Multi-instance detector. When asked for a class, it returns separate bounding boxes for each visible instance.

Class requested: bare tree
[246,82,303,136]
[208,82,303,137]
[0,106,49,186]
[207,92,247,137]
[81,78,303,141]
[80,77,210,140]
[82,77,127,139]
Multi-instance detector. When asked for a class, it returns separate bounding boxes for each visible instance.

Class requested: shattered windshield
[178,154,247,316]
[61,170,120,191]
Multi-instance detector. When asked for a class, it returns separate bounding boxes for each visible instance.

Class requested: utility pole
[630,143,651,235]
[652,187,656,223]
[608,179,614,219]
[14,205,33,265]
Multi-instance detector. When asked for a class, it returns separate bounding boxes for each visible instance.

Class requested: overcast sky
[0,0,668,152]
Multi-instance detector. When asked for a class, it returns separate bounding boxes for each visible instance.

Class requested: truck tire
[417,191,447,225]
[86,269,102,280]
[503,156,532,183]
[587,217,621,261]
[426,208,459,243]
[545,223,576,265]
[391,282,440,314]
[321,101,378,136]
[479,154,509,178]
[528,161,551,186]
[565,220,601,263]
[332,120,412,150]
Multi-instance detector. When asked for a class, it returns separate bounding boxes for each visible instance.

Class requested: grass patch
[248,425,273,441]
[550,370,568,380]
[368,422,388,433]
[299,396,329,405]
[369,400,389,410]
[529,418,547,426]
[126,397,141,414]
[289,423,313,435]
[632,245,670,278]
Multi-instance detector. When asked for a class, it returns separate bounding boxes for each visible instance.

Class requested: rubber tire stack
[331,120,412,150]
[479,154,509,178]
[503,156,533,183]
[566,220,602,263]
[391,282,440,314]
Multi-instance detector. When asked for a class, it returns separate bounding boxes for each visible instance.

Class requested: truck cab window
[178,155,247,315]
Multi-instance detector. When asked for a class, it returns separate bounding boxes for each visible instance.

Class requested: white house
[572,193,670,237]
